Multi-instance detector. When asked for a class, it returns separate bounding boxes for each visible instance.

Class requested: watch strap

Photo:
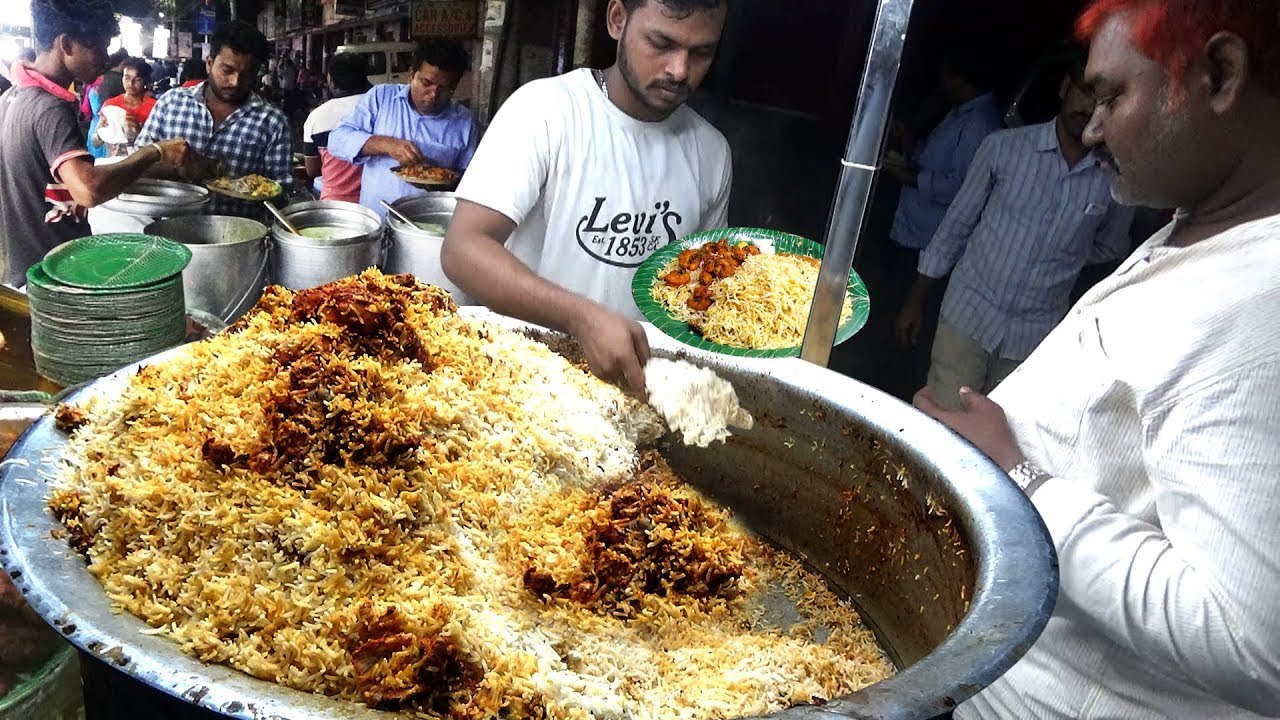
[1009,460,1053,496]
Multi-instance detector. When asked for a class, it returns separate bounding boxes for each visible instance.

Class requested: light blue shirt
[890,92,1005,250]
[919,121,1135,361]
[328,83,478,217]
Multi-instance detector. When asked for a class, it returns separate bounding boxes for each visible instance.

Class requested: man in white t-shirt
[442,0,732,396]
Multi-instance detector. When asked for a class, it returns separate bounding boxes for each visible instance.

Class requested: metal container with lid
[269,201,384,290]
[0,312,1056,720]
[384,193,470,304]
[145,216,270,323]
[100,179,210,217]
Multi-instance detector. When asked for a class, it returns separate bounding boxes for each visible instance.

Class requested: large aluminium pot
[144,216,270,323]
[0,313,1057,720]
[270,200,384,290]
[384,193,472,305]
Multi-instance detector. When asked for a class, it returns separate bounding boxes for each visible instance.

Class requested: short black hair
[181,56,208,82]
[31,0,118,51]
[413,38,472,78]
[621,0,727,19]
[108,48,130,67]
[328,52,371,94]
[209,19,270,67]
[1060,44,1089,84]
[941,45,994,91]
[121,57,153,83]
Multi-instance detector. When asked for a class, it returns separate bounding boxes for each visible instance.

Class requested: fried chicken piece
[687,285,714,312]
[53,404,87,433]
[663,270,692,287]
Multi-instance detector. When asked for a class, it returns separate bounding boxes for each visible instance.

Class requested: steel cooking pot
[270,201,384,290]
[383,193,471,305]
[0,312,1056,720]
[145,216,270,323]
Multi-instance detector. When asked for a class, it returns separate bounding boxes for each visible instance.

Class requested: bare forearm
[359,135,392,159]
[442,232,592,333]
[63,146,163,207]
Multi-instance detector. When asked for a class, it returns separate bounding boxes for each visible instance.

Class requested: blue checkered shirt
[137,82,292,217]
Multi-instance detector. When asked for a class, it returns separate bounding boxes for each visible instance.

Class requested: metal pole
[799,0,915,366]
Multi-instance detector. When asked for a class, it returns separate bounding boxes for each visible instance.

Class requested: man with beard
[136,20,291,218]
[916,1,1280,717]
[898,51,1134,409]
[0,0,188,286]
[442,0,732,396]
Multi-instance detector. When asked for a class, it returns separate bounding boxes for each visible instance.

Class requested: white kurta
[959,213,1280,719]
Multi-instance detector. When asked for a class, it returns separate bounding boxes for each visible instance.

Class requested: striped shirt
[919,121,1133,360]
[136,83,292,218]
[890,92,1004,250]
[959,212,1280,719]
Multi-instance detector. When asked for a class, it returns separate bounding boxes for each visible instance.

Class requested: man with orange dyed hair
[914,1,1280,717]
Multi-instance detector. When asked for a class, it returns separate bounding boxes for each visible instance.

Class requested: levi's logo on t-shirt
[576,197,684,269]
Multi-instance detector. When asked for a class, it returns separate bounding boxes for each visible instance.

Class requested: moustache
[653,82,690,96]
[1094,145,1119,173]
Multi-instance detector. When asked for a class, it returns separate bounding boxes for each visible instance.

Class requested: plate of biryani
[633,228,871,358]
[3,270,895,720]
[205,174,283,201]
[392,164,461,187]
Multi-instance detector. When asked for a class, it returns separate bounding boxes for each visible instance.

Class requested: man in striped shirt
[918,1,1280,717]
[899,53,1134,409]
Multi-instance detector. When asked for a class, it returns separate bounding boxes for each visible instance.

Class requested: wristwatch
[1008,460,1053,496]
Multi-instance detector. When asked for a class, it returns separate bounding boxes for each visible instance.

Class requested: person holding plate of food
[327,38,479,219]
[134,20,292,218]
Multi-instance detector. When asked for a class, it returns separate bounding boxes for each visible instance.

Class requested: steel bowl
[270,201,385,290]
[0,313,1057,720]
[383,193,470,304]
[145,216,270,323]
[101,179,210,217]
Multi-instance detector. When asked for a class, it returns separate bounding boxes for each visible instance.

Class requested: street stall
[0,0,1063,716]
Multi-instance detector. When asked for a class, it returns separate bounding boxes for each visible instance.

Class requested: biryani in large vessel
[44,270,896,719]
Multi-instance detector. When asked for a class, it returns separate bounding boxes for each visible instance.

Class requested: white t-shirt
[302,94,364,145]
[455,69,732,320]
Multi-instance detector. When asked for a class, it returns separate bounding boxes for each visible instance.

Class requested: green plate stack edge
[28,234,190,385]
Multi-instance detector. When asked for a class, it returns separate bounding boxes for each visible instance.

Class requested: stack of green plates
[27,234,191,385]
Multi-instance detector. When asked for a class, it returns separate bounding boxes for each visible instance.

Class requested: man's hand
[913,386,1024,471]
[895,300,924,349]
[151,139,190,167]
[172,147,222,182]
[568,304,651,398]
[367,136,425,166]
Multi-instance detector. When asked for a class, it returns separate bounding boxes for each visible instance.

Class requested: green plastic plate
[41,234,192,290]
[632,227,871,358]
